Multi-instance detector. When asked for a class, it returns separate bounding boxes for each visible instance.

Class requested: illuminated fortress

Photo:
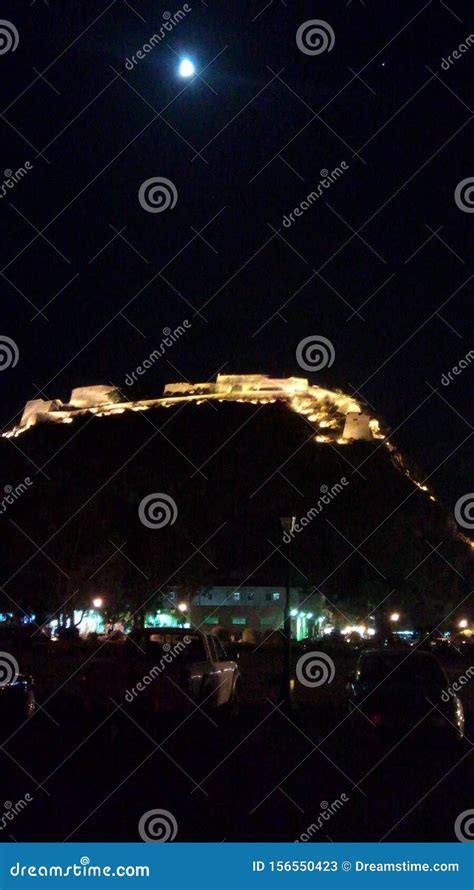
[2,373,448,516]
[4,374,384,444]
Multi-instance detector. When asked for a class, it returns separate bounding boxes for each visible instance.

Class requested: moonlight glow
[179,58,195,77]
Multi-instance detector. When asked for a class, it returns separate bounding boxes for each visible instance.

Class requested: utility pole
[280,516,296,710]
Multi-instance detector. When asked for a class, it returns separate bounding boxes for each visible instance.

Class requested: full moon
[179,58,195,77]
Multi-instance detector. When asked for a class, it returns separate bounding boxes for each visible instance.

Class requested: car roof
[358,648,437,666]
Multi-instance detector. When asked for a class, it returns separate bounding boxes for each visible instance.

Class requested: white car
[82,627,241,720]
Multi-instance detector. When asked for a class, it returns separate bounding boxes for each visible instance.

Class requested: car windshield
[358,652,445,688]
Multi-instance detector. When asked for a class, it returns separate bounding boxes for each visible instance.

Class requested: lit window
[233,591,241,600]
[232,617,246,625]
[273,592,280,601]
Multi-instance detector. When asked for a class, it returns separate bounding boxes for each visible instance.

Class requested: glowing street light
[390,612,400,622]
[179,58,195,77]
[177,602,188,612]
[458,619,468,629]
[92,597,104,609]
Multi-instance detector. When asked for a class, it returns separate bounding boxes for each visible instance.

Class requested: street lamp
[92,597,104,609]
[390,612,400,622]
[280,516,296,710]
[458,619,468,629]
[177,603,188,613]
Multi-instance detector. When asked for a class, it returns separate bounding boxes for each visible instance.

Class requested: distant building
[68,385,123,408]
[6,374,380,444]
[146,586,328,640]
[343,411,372,440]
[163,373,309,398]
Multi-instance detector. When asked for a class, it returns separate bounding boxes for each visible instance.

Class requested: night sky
[0,0,472,504]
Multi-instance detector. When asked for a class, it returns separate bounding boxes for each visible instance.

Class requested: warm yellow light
[177,602,188,612]
[390,612,400,622]
[92,597,104,609]
[458,619,468,629]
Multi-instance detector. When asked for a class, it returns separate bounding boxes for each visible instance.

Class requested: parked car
[347,649,464,745]
[0,672,35,728]
[82,627,241,721]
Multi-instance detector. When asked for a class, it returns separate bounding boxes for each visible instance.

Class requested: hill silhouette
[1,399,472,630]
